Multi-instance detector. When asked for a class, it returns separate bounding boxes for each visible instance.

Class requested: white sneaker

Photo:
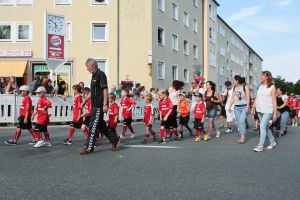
[216,131,221,138]
[296,123,298,127]
[267,142,276,149]
[34,140,45,148]
[43,142,52,147]
[292,123,295,127]
[225,129,232,133]
[131,134,135,139]
[119,135,125,140]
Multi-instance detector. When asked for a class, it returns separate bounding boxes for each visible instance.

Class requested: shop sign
[0,50,32,57]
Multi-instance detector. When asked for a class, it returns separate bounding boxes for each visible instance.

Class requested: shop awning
[0,60,28,77]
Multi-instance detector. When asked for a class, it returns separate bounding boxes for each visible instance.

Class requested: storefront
[32,64,71,91]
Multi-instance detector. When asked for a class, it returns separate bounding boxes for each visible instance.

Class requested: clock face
[47,15,65,34]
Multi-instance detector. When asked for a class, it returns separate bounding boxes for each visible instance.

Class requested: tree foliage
[273,76,300,94]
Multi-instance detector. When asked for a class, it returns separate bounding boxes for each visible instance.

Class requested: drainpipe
[117,0,120,84]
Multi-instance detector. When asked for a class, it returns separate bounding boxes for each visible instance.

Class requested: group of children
[5,83,210,148]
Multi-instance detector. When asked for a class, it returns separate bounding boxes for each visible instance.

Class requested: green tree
[294,79,300,95]
[273,76,294,94]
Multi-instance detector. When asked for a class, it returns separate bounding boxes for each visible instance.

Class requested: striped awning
[0,60,28,77]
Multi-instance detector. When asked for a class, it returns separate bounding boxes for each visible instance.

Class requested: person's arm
[159,111,162,121]
[251,99,256,116]
[163,108,173,120]
[213,92,222,103]
[24,110,29,124]
[228,91,235,112]
[271,86,277,121]
[102,88,108,112]
[5,84,9,94]
[31,109,38,120]
[245,86,250,113]
[64,88,70,97]
[278,97,288,109]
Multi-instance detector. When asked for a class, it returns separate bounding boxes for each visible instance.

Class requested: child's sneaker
[195,137,200,142]
[62,139,72,145]
[5,139,17,146]
[142,139,149,144]
[43,142,52,147]
[34,140,45,148]
[204,134,209,141]
[119,135,125,140]
[174,136,180,141]
[157,139,166,144]
[153,134,158,141]
[131,134,135,139]
[29,140,38,145]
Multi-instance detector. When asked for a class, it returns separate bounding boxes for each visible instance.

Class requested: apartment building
[217,16,263,97]
[203,0,219,85]
[0,0,203,91]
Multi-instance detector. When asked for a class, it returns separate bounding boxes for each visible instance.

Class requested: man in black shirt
[80,58,120,154]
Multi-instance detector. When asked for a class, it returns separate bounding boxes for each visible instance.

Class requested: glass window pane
[97,61,106,72]
[93,24,105,40]
[0,0,12,4]
[0,25,11,39]
[57,0,70,3]
[17,0,31,4]
[18,25,29,39]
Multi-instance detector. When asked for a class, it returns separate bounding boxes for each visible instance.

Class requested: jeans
[257,112,275,148]
[280,111,289,132]
[234,106,248,135]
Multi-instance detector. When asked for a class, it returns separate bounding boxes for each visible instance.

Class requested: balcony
[249,57,253,64]
[250,71,253,77]
[249,84,253,90]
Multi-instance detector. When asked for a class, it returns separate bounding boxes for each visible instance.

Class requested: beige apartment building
[0,0,203,92]
[217,15,263,97]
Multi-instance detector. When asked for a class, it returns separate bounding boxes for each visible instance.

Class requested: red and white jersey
[85,99,92,117]
[143,104,155,125]
[73,95,83,123]
[36,97,52,125]
[159,98,174,116]
[194,102,206,119]
[20,96,32,118]
[108,101,119,124]
[120,97,136,119]
[290,101,300,115]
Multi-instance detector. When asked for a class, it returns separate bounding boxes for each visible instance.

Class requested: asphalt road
[0,117,300,200]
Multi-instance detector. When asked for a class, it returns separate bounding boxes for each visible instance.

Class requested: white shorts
[226,109,235,123]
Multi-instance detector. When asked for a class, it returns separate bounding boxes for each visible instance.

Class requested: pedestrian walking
[204,81,221,138]
[80,58,120,154]
[107,93,119,137]
[193,93,208,142]
[228,75,250,144]
[276,87,290,135]
[223,81,235,134]
[142,94,157,143]
[252,71,277,152]
[178,93,193,137]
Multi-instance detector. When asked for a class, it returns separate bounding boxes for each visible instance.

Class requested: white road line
[125,145,183,149]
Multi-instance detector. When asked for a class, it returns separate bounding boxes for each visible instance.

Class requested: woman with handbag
[251,71,277,152]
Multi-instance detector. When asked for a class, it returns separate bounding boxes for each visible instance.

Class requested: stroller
[258,111,287,138]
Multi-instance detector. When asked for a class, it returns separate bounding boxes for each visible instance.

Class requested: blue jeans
[280,111,289,132]
[257,112,275,148]
[234,106,248,135]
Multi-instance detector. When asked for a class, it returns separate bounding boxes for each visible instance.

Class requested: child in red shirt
[290,96,300,126]
[194,70,203,88]
[107,93,119,137]
[31,86,52,147]
[80,87,92,138]
[5,85,37,146]
[193,93,207,141]
[142,94,157,143]
[62,85,84,145]
[120,89,136,139]
[157,89,180,144]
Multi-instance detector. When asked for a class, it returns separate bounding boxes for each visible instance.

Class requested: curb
[0,121,151,131]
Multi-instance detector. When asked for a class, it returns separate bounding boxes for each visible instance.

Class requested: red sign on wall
[47,34,65,60]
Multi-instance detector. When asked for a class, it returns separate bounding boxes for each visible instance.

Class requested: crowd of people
[1,62,300,153]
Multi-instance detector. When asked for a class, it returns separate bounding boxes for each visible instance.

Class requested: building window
[157,61,165,79]
[172,65,178,80]
[171,3,178,20]
[193,45,197,59]
[158,27,164,45]
[183,11,188,27]
[96,59,108,77]
[193,0,197,7]
[171,34,178,51]
[56,0,71,4]
[183,40,188,55]
[193,18,197,33]
[0,24,12,40]
[17,24,31,41]
[17,0,32,5]
[157,0,164,12]
[92,0,108,5]
[92,23,108,41]
[67,22,72,42]
[183,68,189,83]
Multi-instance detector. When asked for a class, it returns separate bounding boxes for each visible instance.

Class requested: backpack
[233,85,252,106]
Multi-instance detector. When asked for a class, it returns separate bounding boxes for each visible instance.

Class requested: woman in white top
[251,71,277,152]
[168,80,185,132]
